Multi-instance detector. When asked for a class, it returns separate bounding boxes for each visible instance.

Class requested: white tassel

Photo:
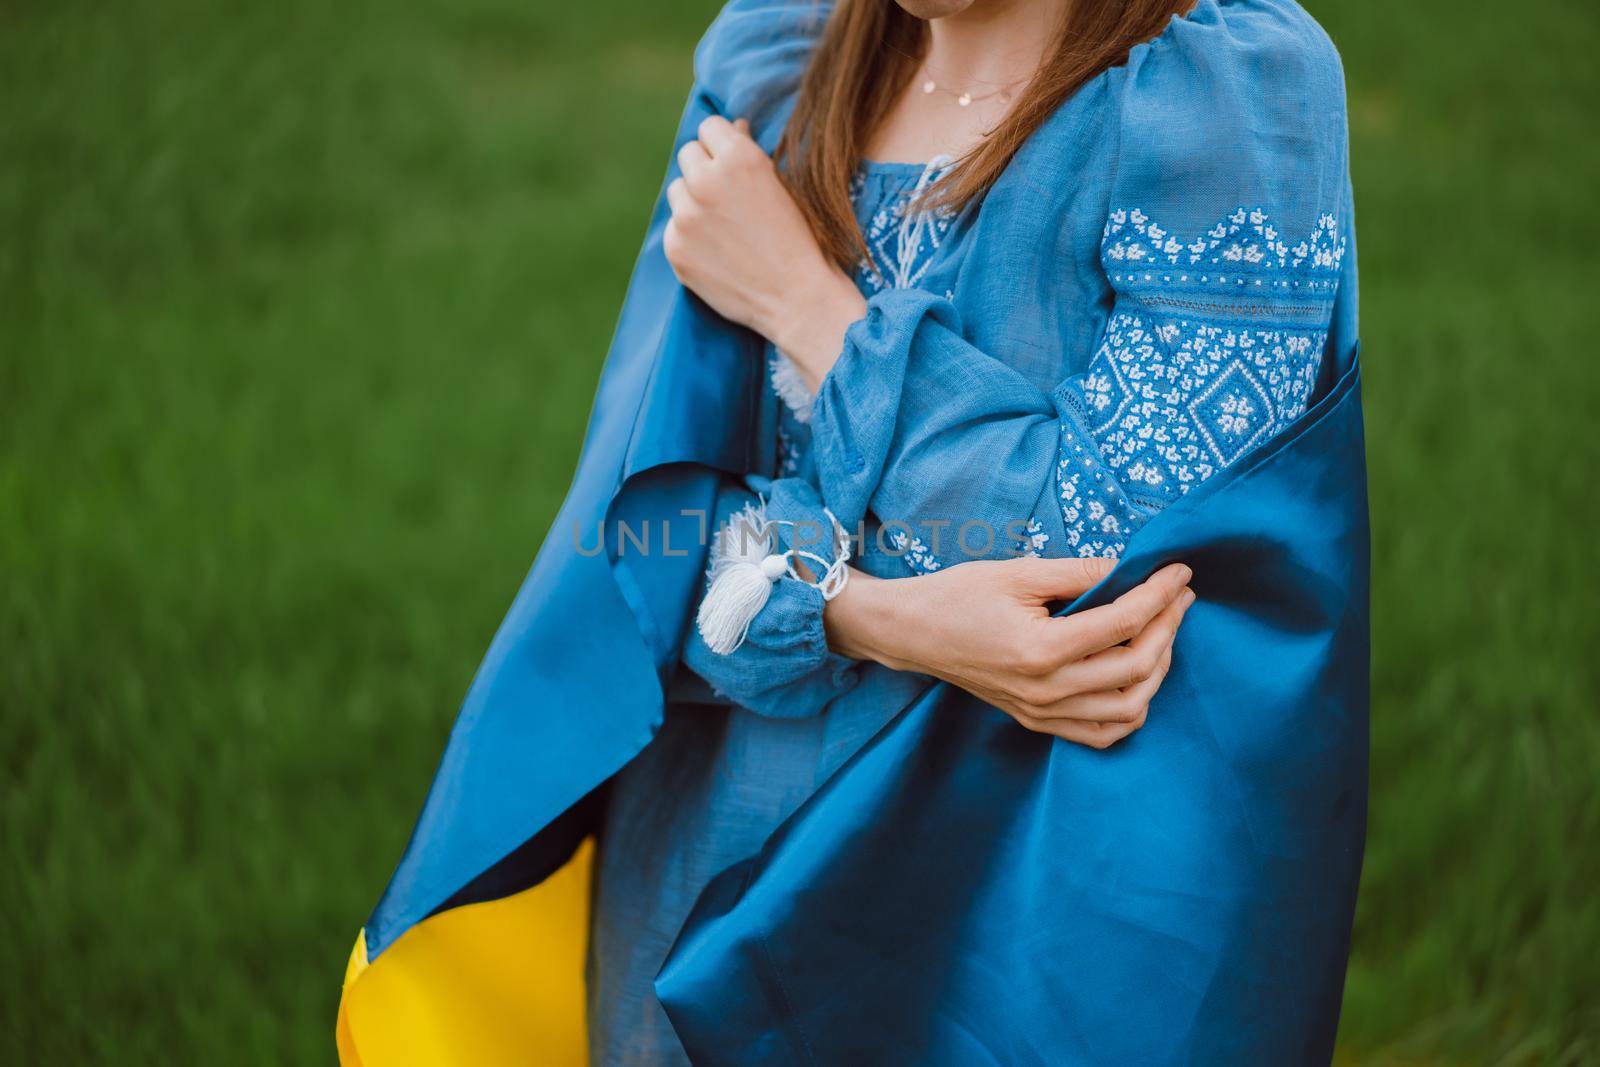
[769,351,815,424]
[697,503,854,656]
[697,503,788,655]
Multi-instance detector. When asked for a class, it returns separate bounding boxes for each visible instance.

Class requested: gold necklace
[917,71,1025,108]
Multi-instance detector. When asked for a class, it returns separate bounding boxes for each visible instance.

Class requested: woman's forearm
[765,268,866,391]
[817,556,1194,749]
[820,569,911,669]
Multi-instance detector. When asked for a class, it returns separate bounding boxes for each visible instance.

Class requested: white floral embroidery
[1103,207,1345,276]
[1057,435,1143,560]
[1013,518,1051,557]
[885,527,942,574]
[1080,313,1324,500]
[777,423,802,477]
[1057,207,1344,549]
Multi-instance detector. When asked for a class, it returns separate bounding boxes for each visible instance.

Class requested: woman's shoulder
[1096,0,1350,235]
[693,0,830,131]
[1124,0,1346,112]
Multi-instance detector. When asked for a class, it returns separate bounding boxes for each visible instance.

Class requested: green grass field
[3,0,1597,1062]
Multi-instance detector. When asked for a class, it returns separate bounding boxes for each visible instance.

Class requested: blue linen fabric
[676,160,978,718]
[679,0,1355,713]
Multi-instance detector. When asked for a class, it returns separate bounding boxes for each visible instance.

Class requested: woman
[338,1,1365,1063]
[591,0,1358,1062]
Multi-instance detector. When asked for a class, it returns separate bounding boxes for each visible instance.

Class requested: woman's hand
[825,557,1195,750]
[664,116,865,388]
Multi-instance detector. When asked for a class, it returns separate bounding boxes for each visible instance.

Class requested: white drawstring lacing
[888,154,954,290]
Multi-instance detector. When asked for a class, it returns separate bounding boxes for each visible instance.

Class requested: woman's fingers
[1068,708,1148,749]
[1025,644,1174,726]
[1039,586,1193,698]
[1006,555,1116,602]
[1015,709,1147,750]
[666,176,693,216]
[696,114,745,157]
[676,140,711,185]
[1043,562,1192,662]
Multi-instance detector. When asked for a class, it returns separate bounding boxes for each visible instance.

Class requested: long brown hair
[777,0,1193,269]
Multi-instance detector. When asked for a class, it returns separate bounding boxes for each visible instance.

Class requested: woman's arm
[824,557,1193,747]
[666,116,1346,573]
[681,475,1194,742]
[665,118,1199,744]
[679,478,860,719]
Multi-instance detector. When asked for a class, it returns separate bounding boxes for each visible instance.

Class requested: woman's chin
[893,0,981,22]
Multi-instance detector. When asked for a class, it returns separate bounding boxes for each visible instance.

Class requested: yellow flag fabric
[337,841,594,1067]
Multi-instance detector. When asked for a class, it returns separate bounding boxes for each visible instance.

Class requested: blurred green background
[3,0,1597,1062]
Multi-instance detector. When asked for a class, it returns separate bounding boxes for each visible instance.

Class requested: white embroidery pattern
[853,162,961,578]
[773,165,956,426]
[1079,313,1325,506]
[1103,207,1345,283]
[1061,208,1344,545]
[1057,444,1144,560]
[1013,518,1051,557]
[854,163,957,295]
[884,527,942,574]
[777,423,802,477]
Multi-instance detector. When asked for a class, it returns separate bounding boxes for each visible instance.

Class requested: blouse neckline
[857,158,940,177]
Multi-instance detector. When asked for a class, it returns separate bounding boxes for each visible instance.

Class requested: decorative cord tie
[696,501,852,655]
[891,154,952,290]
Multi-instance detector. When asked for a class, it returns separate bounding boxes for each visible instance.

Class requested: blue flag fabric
[658,343,1369,1065]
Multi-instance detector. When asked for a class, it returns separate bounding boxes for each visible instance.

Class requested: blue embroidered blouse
[590,0,1355,1062]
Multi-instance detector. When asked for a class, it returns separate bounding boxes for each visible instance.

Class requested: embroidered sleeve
[1051,207,1346,557]
[808,203,1348,573]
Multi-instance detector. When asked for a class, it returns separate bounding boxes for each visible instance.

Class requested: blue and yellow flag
[338,2,1368,1063]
